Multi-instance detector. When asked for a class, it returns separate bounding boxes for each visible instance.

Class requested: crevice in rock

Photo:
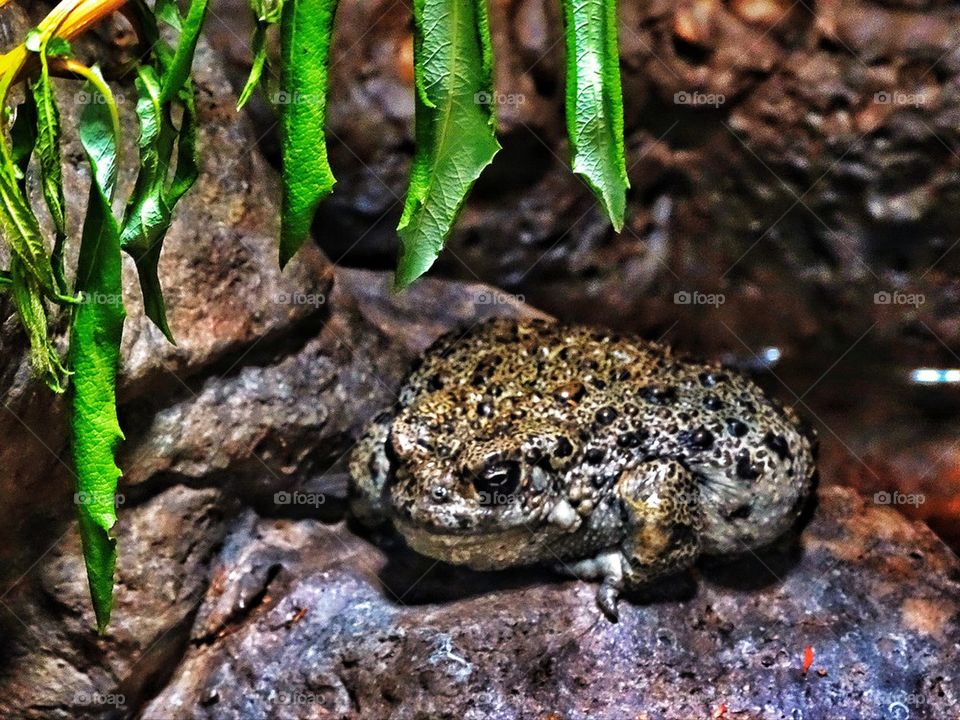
[193,562,282,647]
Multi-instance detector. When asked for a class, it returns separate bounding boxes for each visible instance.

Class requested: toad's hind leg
[598,458,703,620]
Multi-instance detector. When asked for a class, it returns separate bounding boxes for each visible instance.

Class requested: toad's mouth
[392,518,540,569]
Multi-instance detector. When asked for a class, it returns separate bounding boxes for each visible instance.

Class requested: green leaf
[5,91,67,392]
[119,0,205,343]
[0,167,67,303]
[394,0,500,288]
[561,0,628,229]
[278,0,338,267]
[31,45,68,292]
[237,23,269,110]
[69,71,125,633]
[120,67,175,341]
[24,30,71,56]
[252,0,286,23]
[159,0,209,105]
[9,258,68,392]
[238,0,286,109]
[154,0,183,31]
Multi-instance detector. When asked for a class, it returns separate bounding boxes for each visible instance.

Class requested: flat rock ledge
[139,486,960,720]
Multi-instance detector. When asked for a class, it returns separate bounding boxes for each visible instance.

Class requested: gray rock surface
[140,487,960,720]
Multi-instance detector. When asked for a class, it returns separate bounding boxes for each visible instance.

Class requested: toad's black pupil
[472,461,521,502]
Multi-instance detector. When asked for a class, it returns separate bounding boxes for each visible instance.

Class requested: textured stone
[140,486,960,720]
[0,485,228,720]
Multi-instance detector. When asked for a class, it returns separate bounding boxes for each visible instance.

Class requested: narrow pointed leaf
[159,0,209,104]
[0,169,67,303]
[31,46,68,291]
[561,0,628,229]
[395,0,500,288]
[238,0,286,110]
[10,258,67,392]
[237,23,269,110]
[70,72,125,633]
[119,2,203,344]
[278,0,338,267]
[120,67,175,341]
[5,92,66,392]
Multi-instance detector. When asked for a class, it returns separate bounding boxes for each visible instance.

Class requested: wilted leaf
[9,258,68,392]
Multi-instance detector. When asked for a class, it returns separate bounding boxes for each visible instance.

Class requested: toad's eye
[471,460,521,501]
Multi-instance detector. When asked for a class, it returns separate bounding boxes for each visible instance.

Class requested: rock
[140,486,960,719]
[0,485,228,720]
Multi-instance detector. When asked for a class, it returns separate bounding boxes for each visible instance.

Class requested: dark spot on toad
[554,437,574,457]
[725,503,753,520]
[585,447,606,465]
[703,395,723,411]
[617,430,647,448]
[763,431,792,460]
[684,427,715,450]
[640,385,677,405]
[726,418,749,437]
[595,407,618,425]
[735,450,760,481]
